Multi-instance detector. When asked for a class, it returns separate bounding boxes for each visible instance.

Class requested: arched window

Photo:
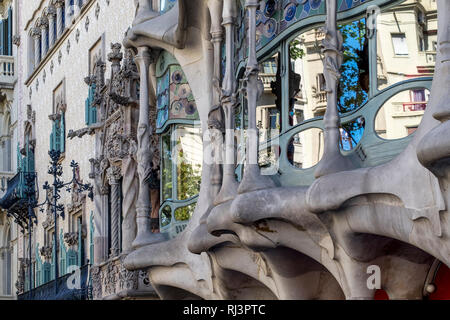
[229,0,436,186]
[156,51,202,239]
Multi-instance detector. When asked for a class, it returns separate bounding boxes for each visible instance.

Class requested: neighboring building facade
[0,0,19,300]
[1,0,450,301]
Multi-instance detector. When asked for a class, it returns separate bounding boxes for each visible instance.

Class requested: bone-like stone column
[133,46,164,248]
[107,166,122,257]
[39,17,49,57]
[238,0,275,194]
[45,6,56,48]
[213,0,239,205]
[207,0,224,198]
[54,0,65,38]
[31,27,41,68]
[313,0,353,178]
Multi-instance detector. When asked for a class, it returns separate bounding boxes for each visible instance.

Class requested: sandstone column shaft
[132,46,155,248]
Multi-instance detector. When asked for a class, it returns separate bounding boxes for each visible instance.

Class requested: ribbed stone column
[31,27,41,68]
[54,0,65,38]
[39,17,49,57]
[107,166,121,257]
[237,0,276,194]
[45,6,56,47]
[214,0,239,205]
[133,46,164,248]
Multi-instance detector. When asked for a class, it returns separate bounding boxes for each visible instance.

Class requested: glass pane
[160,0,177,13]
[288,29,323,124]
[257,53,281,141]
[340,116,365,151]
[338,18,368,113]
[161,205,172,227]
[174,203,196,222]
[161,132,173,202]
[375,88,430,140]
[377,0,437,90]
[258,144,280,175]
[175,126,202,201]
[287,128,324,169]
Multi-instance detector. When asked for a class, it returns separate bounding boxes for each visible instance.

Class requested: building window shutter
[60,114,65,153]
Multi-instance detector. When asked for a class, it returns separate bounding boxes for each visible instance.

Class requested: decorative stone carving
[50,60,54,74]
[75,29,80,43]
[85,16,90,32]
[118,256,139,291]
[58,50,62,64]
[90,266,102,299]
[12,35,20,46]
[66,39,71,54]
[39,245,53,261]
[95,3,100,19]
[64,232,78,247]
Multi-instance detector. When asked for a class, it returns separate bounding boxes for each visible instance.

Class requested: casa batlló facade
[0,0,450,300]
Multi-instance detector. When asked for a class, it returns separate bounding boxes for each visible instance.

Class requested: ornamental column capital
[39,16,49,29]
[52,0,65,8]
[31,27,41,39]
[44,6,57,18]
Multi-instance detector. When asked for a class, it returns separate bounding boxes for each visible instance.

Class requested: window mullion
[281,41,289,133]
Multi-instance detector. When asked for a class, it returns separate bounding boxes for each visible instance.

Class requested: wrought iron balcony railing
[18,264,90,300]
[0,171,37,228]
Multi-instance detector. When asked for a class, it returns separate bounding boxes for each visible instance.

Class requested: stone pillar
[237,0,275,194]
[90,156,107,265]
[132,46,164,248]
[39,17,49,57]
[45,6,56,48]
[107,166,121,257]
[213,0,239,205]
[54,0,65,38]
[313,0,353,178]
[31,27,41,68]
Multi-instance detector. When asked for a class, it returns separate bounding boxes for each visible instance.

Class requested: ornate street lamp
[34,150,93,297]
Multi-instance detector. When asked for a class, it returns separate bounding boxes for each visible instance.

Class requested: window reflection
[288,29,325,123]
[174,126,203,201]
[257,53,281,141]
[174,203,196,222]
[377,0,437,90]
[338,18,369,113]
[161,132,173,202]
[287,128,324,169]
[340,116,365,151]
[375,88,430,140]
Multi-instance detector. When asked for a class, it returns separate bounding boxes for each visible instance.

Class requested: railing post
[213,0,239,205]
[132,46,165,248]
[313,0,354,178]
[238,0,275,194]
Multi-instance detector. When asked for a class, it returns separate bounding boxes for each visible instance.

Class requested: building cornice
[25,0,96,87]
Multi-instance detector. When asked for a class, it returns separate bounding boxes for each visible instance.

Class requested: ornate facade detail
[39,245,52,261]
[12,35,20,46]
[63,232,78,247]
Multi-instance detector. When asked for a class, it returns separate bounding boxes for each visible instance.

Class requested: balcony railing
[402,101,427,112]
[0,55,15,85]
[313,91,327,113]
[0,171,15,197]
[260,73,276,91]
[18,264,90,300]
